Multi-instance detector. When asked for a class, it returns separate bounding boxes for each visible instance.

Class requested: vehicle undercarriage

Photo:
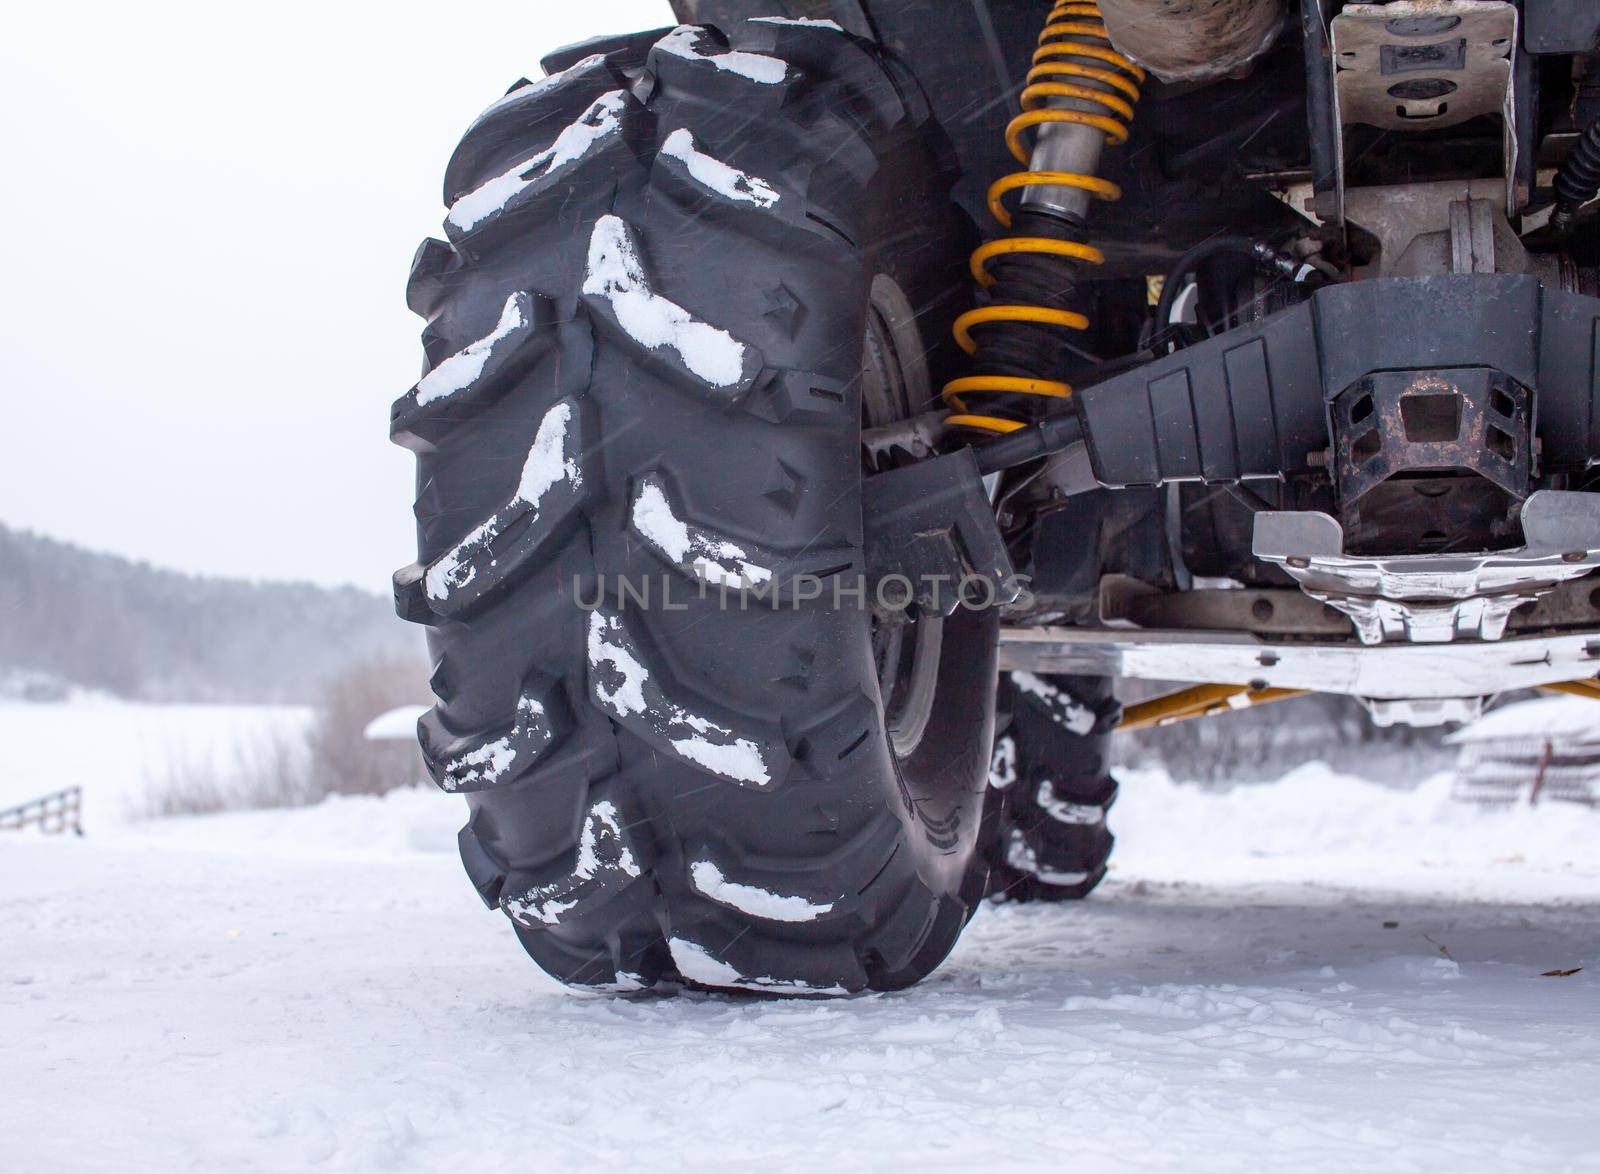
[393,0,1600,992]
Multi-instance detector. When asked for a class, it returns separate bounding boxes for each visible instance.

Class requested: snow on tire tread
[502,799,642,927]
[580,214,762,394]
[445,90,632,241]
[421,397,588,616]
[585,609,785,788]
[653,26,788,84]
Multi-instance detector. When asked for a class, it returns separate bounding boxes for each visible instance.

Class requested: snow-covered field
[0,698,313,828]
[3,703,1599,1172]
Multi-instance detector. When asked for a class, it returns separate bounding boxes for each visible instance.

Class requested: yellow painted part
[1039,20,1113,43]
[1120,684,1248,731]
[1119,684,1308,732]
[1021,81,1136,122]
[946,0,1143,455]
[1540,679,1600,701]
[987,171,1121,228]
[952,304,1090,354]
[969,237,1104,286]
[1032,40,1146,83]
[942,375,1073,402]
[945,413,1027,434]
[1025,60,1143,104]
[1006,107,1128,163]
[1118,678,1597,733]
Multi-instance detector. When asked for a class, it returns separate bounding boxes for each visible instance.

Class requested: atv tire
[984,672,1120,901]
[392,20,996,994]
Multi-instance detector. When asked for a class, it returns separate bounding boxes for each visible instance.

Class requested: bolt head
[1562,551,1589,564]
[1287,555,1311,569]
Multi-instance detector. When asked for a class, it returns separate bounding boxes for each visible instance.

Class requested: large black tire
[984,672,1121,901]
[391,20,996,994]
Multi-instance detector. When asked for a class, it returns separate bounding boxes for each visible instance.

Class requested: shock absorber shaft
[943,2,1143,437]
[1023,117,1108,222]
[1021,6,1137,220]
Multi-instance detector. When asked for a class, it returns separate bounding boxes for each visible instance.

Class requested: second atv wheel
[985,671,1121,901]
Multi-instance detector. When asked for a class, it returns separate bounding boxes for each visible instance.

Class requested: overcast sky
[0,0,672,592]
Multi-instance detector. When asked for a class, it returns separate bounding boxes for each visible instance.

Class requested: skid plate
[997,625,1600,700]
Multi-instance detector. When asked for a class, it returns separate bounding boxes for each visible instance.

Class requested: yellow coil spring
[943,1,1145,436]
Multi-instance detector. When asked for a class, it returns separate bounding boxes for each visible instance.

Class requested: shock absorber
[943,2,1144,436]
[1553,117,1600,235]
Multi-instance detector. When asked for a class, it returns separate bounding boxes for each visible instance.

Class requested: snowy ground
[3,706,1598,1172]
[0,698,313,828]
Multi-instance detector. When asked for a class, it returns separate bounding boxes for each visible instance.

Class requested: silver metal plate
[1251,491,1600,644]
[997,625,1600,701]
[1361,695,1485,727]
[1332,1,1515,132]
[1329,1,1519,213]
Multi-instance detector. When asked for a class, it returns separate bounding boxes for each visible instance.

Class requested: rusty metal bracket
[1332,367,1532,514]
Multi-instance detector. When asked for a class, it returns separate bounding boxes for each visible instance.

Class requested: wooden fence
[0,786,84,835]
[1453,740,1600,806]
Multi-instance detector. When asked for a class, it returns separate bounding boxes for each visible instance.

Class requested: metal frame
[998,624,1600,702]
[1330,2,1519,211]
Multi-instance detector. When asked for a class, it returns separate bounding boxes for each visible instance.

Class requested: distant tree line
[0,522,422,703]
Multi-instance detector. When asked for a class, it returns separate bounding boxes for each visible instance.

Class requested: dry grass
[140,724,316,817]
[142,656,430,817]
[303,655,430,799]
